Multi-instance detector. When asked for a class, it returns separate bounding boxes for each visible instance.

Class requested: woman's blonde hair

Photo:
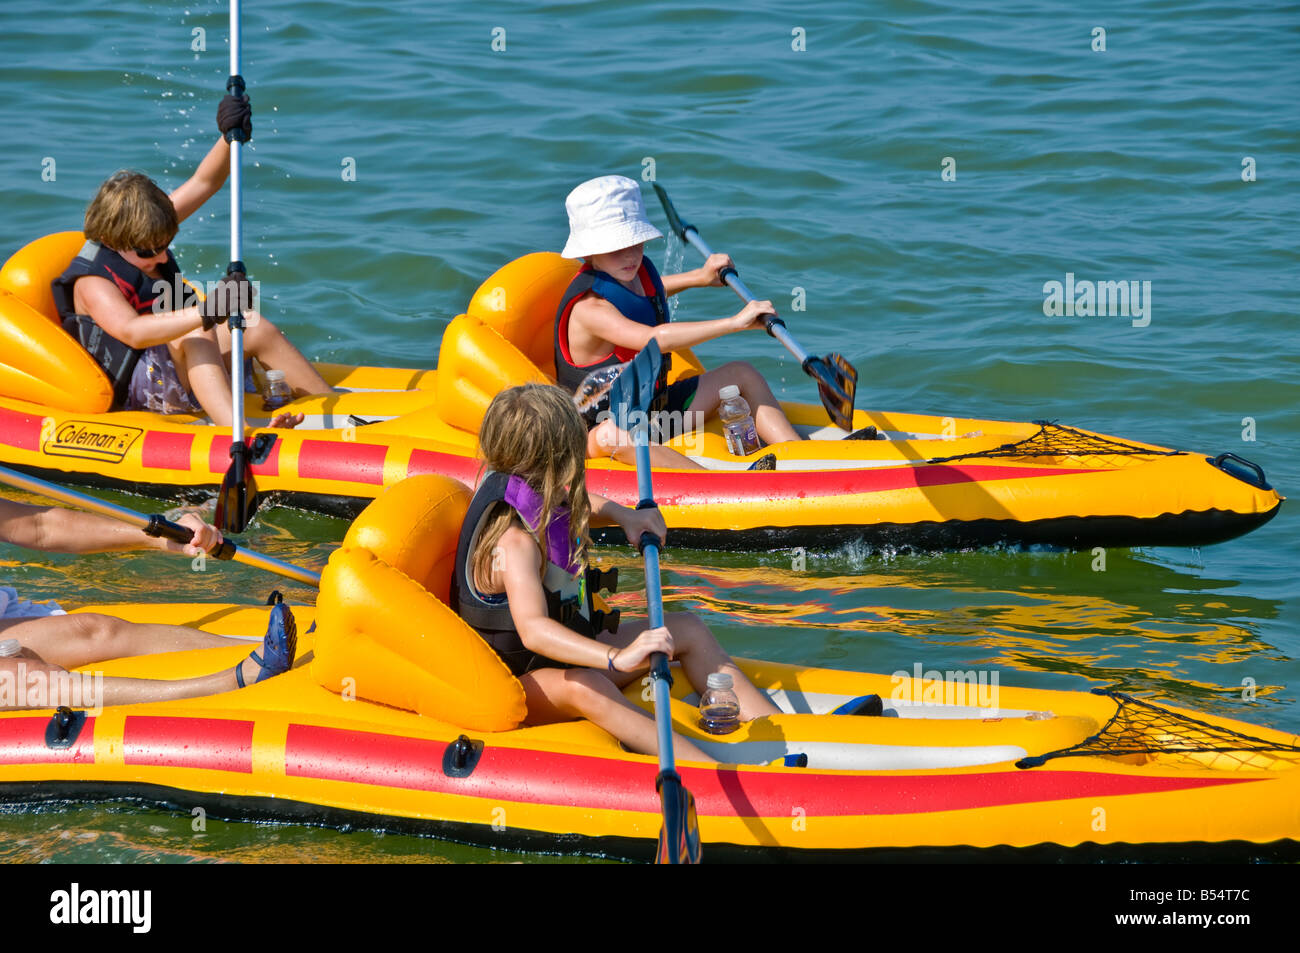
[83,171,178,252]
[472,384,591,590]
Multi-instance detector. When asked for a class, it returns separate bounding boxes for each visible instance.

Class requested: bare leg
[616,613,780,723]
[588,418,706,470]
[522,667,715,763]
[216,311,332,397]
[0,613,239,670]
[172,330,234,426]
[1,650,278,711]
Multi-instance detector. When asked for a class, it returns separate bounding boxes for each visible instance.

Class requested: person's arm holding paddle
[169,94,249,224]
[571,292,779,357]
[0,496,297,710]
[589,492,666,548]
[0,500,223,558]
[558,177,803,453]
[575,285,797,447]
[659,252,736,296]
[70,271,245,349]
[494,526,675,672]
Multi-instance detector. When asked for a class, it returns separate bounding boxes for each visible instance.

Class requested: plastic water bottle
[718,385,760,456]
[699,672,741,735]
[262,369,292,411]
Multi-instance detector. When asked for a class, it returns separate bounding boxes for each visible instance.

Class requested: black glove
[217,93,252,142]
[201,271,253,330]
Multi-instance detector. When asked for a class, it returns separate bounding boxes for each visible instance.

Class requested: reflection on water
[599,545,1295,729]
[0,804,612,864]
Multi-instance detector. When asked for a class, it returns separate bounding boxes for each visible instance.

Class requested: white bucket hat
[561,175,664,259]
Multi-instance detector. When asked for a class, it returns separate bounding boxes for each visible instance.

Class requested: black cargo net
[1017,690,1300,770]
[925,421,1185,467]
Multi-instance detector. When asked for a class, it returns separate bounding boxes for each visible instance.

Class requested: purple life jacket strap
[504,475,581,575]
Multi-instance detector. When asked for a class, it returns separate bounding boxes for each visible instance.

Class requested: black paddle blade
[651,183,691,240]
[803,353,858,431]
[214,441,258,534]
[654,770,702,864]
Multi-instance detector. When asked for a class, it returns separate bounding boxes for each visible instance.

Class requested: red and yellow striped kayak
[0,233,1282,551]
[1,475,1296,860]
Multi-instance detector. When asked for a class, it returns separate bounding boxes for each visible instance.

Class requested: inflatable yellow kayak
[1,475,1296,860]
[0,233,1282,551]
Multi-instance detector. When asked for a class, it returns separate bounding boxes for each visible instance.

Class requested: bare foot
[268,411,305,429]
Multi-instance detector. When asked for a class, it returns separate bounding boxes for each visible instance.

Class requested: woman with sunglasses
[51,94,330,427]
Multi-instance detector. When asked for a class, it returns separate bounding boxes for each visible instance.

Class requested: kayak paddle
[652,183,858,431]
[215,0,258,534]
[0,464,320,588]
[607,340,702,865]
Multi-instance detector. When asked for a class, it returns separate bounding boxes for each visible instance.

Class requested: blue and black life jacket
[553,257,672,395]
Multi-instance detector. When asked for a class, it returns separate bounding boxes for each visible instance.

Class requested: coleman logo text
[42,421,141,463]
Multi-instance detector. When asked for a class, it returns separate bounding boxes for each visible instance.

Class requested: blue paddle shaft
[641,539,665,630]
[650,658,675,776]
[632,422,677,776]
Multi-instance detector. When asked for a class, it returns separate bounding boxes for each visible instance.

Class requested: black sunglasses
[132,240,173,258]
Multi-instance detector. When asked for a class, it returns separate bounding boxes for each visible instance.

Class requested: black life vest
[450,472,619,663]
[51,241,192,409]
[553,258,672,396]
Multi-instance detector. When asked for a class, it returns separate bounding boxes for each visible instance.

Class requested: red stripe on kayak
[407,448,483,486]
[208,435,282,477]
[286,726,465,790]
[0,715,95,765]
[297,439,385,485]
[586,463,1100,506]
[284,725,1259,816]
[141,431,194,470]
[689,765,1257,818]
[0,407,44,452]
[123,716,253,773]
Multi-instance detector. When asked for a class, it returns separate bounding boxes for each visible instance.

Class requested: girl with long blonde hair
[457,384,779,763]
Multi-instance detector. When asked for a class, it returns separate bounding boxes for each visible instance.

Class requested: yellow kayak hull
[0,234,1282,551]
[1,601,1297,861]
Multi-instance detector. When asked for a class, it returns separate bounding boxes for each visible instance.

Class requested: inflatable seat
[0,232,114,412]
[312,474,527,731]
[465,252,580,378]
[435,314,551,434]
[437,251,705,434]
[0,231,85,321]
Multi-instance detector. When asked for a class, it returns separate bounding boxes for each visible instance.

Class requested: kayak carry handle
[45,707,87,750]
[1208,453,1271,491]
[442,735,484,778]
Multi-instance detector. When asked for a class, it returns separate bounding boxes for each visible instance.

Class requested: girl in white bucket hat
[555,175,802,468]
